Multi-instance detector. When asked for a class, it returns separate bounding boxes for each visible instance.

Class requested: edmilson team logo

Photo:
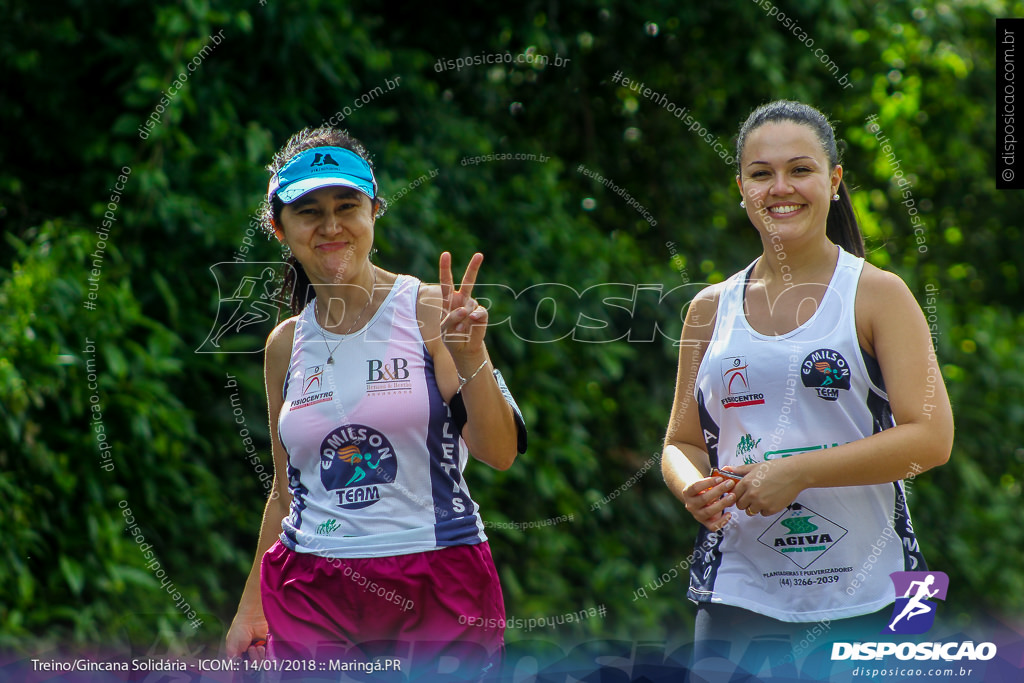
[801,348,851,401]
[319,424,397,510]
[721,356,765,409]
[884,571,949,634]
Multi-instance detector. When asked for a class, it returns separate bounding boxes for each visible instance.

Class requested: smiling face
[736,121,842,247]
[276,186,377,285]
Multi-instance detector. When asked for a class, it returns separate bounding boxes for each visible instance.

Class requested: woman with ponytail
[661,101,953,669]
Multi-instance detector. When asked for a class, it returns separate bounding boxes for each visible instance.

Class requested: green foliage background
[2,0,1022,658]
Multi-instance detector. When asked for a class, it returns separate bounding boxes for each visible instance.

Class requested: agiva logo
[884,571,948,635]
[757,503,848,569]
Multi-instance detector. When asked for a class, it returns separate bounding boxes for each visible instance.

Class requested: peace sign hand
[439,251,489,359]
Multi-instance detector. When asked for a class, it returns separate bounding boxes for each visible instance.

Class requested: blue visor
[267,146,377,204]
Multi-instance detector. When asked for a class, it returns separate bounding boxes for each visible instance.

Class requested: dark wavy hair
[263,127,386,315]
[735,100,864,257]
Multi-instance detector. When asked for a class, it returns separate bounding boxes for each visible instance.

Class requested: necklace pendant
[327,356,334,365]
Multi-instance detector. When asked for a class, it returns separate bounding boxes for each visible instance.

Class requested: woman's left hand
[730,459,806,517]
[439,251,488,359]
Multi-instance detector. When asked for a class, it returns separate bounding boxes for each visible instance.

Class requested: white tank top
[689,248,926,622]
[277,275,487,558]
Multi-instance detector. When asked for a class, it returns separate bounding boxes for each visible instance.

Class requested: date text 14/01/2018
[234,658,403,673]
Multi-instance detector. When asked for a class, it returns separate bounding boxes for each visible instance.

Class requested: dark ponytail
[736,100,864,257]
[826,181,863,257]
[284,255,313,316]
[263,126,385,316]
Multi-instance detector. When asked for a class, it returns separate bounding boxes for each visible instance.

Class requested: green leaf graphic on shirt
[781,516,819,534]
[736,434,762,465]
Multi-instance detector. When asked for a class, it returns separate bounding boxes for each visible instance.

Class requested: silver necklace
[316,267,377,364]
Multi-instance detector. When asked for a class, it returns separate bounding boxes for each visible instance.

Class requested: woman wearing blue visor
[225,127,526,676]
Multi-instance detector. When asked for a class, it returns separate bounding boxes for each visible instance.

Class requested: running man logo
[197,262,291,353]
[883,571,949,635]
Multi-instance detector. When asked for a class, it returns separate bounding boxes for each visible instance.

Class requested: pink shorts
[260,540,504,677]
